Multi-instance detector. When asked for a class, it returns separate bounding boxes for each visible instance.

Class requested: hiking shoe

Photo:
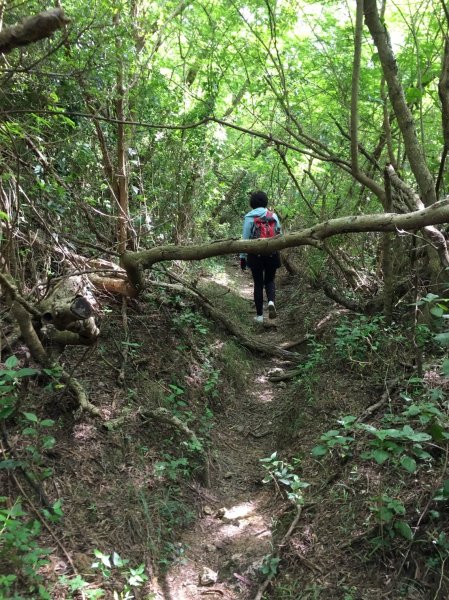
[254,315,264,323]
[268,301,277,319]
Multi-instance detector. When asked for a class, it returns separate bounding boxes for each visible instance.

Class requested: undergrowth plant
[0,355,65,598]
[369,494,413,550]
[333,315,405,367]
[312,415,440,474]
[291,337,326,404]
[0,497,52,599]
[260,452,309,506]
[58,550,149,599]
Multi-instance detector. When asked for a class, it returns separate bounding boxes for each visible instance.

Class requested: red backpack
[250,210,277,239]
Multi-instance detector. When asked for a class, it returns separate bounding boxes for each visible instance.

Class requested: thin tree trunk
[382,167,394,324]
[351,0,364,175]
[364,0,437,206]
[115,16,130,258]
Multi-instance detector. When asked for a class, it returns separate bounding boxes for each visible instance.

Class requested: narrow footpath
[159,265,295,600]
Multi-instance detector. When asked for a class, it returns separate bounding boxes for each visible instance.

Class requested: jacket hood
[245,207,269,217]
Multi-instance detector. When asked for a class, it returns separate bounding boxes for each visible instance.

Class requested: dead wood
[28,234,133,297]
[38,275,99,346]
[88,273,137,297]
[0,9,69,54]
[9,299,101,417]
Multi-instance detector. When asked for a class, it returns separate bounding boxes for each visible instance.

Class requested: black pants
[248,253,280,316]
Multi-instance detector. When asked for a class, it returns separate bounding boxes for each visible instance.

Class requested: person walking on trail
[240,190,282,323]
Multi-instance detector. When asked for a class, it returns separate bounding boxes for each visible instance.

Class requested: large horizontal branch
[0,9,69,54]
[123,199,449,288]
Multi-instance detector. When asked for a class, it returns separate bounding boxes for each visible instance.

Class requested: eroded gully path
[155,264,295,600]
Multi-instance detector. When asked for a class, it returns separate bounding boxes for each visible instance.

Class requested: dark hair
[250,190,268,209]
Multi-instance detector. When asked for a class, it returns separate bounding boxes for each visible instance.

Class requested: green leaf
[23,412,38,423]
[427,422,447,442]
[394,520,413,540]
[5,356,18,369]
[378,507,394,523]
[0,211,9,221]
[0,406,15,419]
[311,445,327,457]
[372,449,389,464]
[430,306,444,318]
[434,333,449,346]
[400,455,417,473]
[0,459,21,469]
[442,359,449,377]
[15,368,39,378]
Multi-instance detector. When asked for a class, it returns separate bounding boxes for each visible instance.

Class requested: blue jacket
[240,207,282,259]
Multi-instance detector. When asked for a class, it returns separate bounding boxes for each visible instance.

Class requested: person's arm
[273,212,282,235]
[240,215,252,262]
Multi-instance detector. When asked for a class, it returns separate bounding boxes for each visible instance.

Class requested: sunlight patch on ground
[212,271,232,287]
[163,496,273,599]
[222,502,254,519]
[251,374,275,403]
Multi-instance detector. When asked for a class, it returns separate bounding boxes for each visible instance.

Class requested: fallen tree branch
[162,270,299,361]
[123,198,449,289]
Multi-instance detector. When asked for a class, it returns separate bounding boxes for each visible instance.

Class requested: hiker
[240,190,282,323]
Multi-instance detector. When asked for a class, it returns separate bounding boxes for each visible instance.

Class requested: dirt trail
[158,266,293,600]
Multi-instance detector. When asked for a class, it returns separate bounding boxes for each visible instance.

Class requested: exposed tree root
[160,271,299,361]
[279,309,347,351]
[313,277,365,313]
[141,407,205,459]
[356,377,400,423]
[60,371,102,417]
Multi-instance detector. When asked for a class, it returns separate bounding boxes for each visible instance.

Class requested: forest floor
[3,259,448,600]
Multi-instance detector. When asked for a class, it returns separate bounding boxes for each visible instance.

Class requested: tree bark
[351,0,364,175]
[364,0,437,206]
[37,276,99,345]
[0,8,68,54]
[122,199,449,289]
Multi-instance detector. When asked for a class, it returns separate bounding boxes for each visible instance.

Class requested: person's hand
[240,257,247,271]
